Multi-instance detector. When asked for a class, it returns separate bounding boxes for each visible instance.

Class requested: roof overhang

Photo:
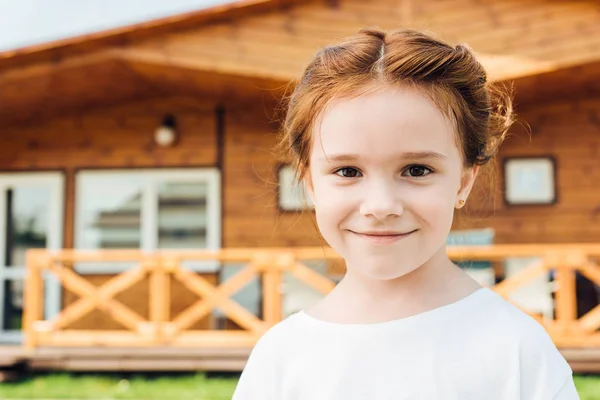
[0,0,303,71]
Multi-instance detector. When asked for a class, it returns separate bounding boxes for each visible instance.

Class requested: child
[232,28,578,399]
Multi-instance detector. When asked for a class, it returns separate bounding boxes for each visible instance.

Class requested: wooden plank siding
[454,95,600,243]
[0,96,219,171]
[130,0,600,82]
[222,92,600,247]
[223,105,318,248]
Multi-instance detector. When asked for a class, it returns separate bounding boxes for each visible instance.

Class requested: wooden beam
[0,49,120,81]
[149,258,170,335]
[262,254,286,324]
[0,0,305,69]
[169,261,259,334]
[173,266,269,334]
[492,259,547,297]
[48,262,148,331]
[554,265,578,331]
[118,48,296,83]
[23,251,45,350]
[37,331,158,347]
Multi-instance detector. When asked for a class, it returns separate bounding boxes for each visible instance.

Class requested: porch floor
[0,345,251,378]
[1,346,600,377]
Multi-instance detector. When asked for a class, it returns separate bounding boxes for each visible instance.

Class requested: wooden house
[1,0,600,370]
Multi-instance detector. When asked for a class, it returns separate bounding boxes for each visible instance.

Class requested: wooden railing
[22,245,600,350]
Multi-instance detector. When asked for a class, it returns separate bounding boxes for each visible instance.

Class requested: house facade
[1,0,599,343]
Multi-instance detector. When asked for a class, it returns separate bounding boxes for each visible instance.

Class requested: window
[0,173,64,343]
[75,169,221,273]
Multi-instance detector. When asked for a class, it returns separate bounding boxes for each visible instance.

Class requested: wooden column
[149,257,171,343]
[262,253,288,326]
[23,250,44,350]
[553,252,579,335]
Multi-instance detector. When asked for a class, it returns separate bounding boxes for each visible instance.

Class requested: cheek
[409,183,457,226]
[313,202,345,250]
[312,183,354,235]
[313,186,349,222]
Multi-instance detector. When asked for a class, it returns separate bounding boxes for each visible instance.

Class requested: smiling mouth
[349,229,417,244]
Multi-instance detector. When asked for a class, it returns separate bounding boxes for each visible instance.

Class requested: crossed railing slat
[22,245,600,349]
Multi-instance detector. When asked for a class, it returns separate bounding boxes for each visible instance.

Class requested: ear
[455,165,479,209]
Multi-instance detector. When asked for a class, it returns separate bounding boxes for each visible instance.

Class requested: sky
[0,0,236,52]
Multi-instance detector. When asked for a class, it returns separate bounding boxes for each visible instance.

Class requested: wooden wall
[1,96,221,330]
[2,83,599,331]
[223,90,600,247]
[0,96,218,170]
[4,90,597,248]
[223,105,319,247]
[454,95,600,244]
[1,96,218,249]
[0,93,321,330]
[6,0,600,126]
[223,92,600,247]
[129,0,600,87]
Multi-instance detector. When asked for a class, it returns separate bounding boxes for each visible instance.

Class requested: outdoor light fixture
[154,114,177,147]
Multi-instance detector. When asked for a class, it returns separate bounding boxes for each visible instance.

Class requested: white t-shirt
[233,288,578,400]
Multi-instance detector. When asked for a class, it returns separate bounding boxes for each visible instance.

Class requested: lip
[349,229,417,244]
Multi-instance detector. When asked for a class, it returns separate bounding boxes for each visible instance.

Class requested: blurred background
[0,0,599,398]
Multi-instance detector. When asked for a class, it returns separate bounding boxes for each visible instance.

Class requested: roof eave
[0,0,303,69]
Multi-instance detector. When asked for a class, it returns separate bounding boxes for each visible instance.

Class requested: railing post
[149,256,171,344]
[262,252,290,326]
[23,250,45,350]
[553,252,580,335]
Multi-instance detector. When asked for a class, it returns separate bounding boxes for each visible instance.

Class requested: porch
[1,244,600,376]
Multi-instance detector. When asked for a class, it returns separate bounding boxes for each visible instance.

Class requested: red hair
[278,28,514,183]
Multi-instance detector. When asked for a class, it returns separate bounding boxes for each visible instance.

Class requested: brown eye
[405,165,432,177]
[335,167,361,178]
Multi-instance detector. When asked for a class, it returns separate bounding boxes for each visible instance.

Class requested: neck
[311,245,480,324]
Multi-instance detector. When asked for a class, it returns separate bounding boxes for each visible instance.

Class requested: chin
[356,259,420,281]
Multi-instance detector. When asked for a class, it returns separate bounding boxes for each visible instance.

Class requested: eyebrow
[320,151,448,162]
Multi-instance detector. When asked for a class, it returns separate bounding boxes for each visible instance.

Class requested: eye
[403,165,433,178]
[334,167,361,178]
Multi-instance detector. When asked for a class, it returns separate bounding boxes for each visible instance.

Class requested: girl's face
[306,86,478,280]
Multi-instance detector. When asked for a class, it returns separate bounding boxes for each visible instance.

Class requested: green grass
[574,375,600,400]
[0,373,598,399]
[0,372,239,400]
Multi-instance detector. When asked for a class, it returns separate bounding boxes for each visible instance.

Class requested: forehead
[312,87,459,161]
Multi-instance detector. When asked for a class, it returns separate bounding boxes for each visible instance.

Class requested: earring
[457,199,466,208]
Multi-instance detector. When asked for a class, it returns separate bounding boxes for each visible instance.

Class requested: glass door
[0,173,64,343]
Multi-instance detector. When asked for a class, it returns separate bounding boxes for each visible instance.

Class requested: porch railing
[22,245,600,350]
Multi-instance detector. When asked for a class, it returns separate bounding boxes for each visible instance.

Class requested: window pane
[158,182,208,249]
[3,185,50,331]
[78,176,142,249]
[7,187,49,267]
[2,280,23,330]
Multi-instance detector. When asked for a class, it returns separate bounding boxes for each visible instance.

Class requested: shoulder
[240,311,307,369]
[466,289,554,337]
[232,313,305,400]
[470,290,577,399]
[252,312,306,353]
[470,289,565,357]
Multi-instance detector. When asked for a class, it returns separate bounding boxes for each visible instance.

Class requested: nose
[359,179,403,220]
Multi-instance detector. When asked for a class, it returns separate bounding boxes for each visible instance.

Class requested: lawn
[0,372,239,400]
[0,373,598,399]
